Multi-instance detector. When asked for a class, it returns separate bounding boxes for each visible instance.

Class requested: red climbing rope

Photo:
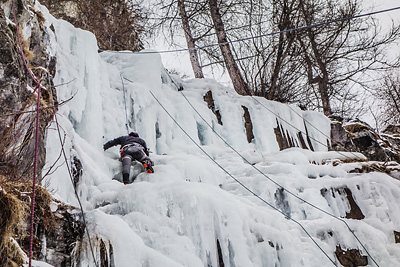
[28,85,41,267]
[12,1,42,266]
[12,0,41,84]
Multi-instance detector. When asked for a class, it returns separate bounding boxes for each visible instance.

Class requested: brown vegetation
[0,179,57,266]
[0,180,26,266]
[17,28,34,61]
[40,0,145,51]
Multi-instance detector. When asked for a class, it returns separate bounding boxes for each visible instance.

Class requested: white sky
[145,0,400,127]
[146,0,400,82]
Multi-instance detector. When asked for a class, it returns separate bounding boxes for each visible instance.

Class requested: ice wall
[36,2,400,267]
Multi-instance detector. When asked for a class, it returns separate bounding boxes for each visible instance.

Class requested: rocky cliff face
[0,0,57,181]
[330,119,400,162]
[0,182,85,266]
[0,0,29,178]
[0,1,83,266]
[330,119,400,178]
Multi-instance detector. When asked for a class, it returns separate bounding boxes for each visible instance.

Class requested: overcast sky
[147,0,400,82]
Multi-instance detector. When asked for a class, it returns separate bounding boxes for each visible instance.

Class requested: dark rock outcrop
[274,121,290,150]
[330,121,357,152]
[383,125,400,134]
[297,131,308,149]
[0,1,29,172]
[203,90,223,125]
[72,155,83,187]
[345,122,389,161]
[241,105,254,143]
[320,186,364,220]
[216,239,225,267]
[33,203,85,266]
[335,245,368,267]
[274,119,316,151]
[382,125,400,154]
[1,183,85,266]
[330,119,400,163]
[342,187,365,220]
[395,230,400,244]
[274,188,290,218]
[273,120,301,150]
[0,1,84,265]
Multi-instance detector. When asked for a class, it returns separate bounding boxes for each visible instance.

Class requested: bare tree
[267,1,299,100]
[41,0,146,51]
[296,0,400,116]
[152,0,250,94]
[150,0,400,118]
[376,71,400,125]
[234,0,304,102]
[208,0,250,95]
[177,0,204,78]
[150,0,212,77]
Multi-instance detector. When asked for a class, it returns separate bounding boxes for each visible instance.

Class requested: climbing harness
[120,143,143,157]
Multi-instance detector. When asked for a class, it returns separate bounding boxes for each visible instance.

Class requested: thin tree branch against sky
[146,0,399,81]
[149,0,399,116]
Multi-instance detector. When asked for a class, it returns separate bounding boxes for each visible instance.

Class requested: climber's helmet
[129,131,139,137]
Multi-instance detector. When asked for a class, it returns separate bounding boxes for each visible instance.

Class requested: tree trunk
[269,1,296,100]
[297,34,332,116]
[298,0,332,116]
[269,33,284,100]
[177,0,204,78]
[318,77,332,116]
[208,0,250,95]
[308,36,332,116]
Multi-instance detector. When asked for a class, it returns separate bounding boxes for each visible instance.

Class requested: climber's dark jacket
[103,135,149,156]
[103,134,154,183]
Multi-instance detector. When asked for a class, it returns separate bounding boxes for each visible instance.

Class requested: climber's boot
[142,159,154,173]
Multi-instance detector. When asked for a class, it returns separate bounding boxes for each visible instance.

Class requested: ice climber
[103,131,154,184]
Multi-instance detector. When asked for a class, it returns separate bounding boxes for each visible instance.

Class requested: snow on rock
[35,2,400,267]
[25,261,54,267]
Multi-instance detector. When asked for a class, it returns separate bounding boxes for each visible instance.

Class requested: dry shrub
[0,178,57,266]
[0,179,26,266]
[34,9,46,27]
[343,123,369,134]
[40,0,145,51]
[3,181,57,230]
[17,27,34,61]
[344,123,379,139]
